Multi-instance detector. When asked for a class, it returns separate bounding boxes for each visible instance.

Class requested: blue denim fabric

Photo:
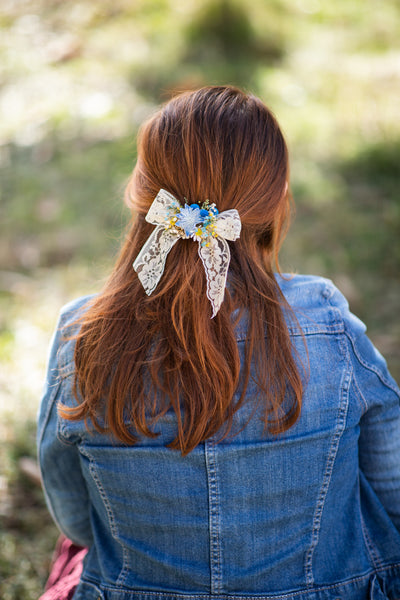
[37,275,400,600]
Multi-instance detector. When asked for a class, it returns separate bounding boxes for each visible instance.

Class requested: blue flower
[175,204,202,237]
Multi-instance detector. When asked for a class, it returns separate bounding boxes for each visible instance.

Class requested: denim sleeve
[329,284,400,530]
[37,311,93,548]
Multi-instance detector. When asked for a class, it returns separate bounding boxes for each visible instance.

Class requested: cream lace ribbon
[133,189,241,317]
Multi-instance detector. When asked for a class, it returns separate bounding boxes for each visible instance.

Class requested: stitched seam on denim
[79,445,128,585]
[360,508,384,571]
[345,331,400,398]
[351,370,369,413]
[235,323,344,343]
[57,329,75,378]
[79,561,400,599]
[116,545,130,587]
[205,439,222,594]
[44,380,79,446]
[38,378,61,449]
[325,286,399,398]
[304,362,352,586]
[57,379,83,446]
[38,382,69,534]
[59,363,75,379]
[297,324,344,335]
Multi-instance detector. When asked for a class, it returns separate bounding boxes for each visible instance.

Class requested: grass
[0,421,58,600]
[1,136,133,269]
[1,0,399,596]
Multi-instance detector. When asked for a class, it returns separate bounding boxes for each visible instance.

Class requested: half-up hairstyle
[60,86,304,455]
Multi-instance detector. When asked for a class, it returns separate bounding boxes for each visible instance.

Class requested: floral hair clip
[133,189,241,317]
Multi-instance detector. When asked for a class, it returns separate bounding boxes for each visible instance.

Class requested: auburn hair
[60,86,304,455]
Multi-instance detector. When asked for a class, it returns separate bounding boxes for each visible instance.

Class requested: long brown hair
[60,86,304,455]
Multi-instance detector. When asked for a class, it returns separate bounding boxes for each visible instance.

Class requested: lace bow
[133,189,241,317]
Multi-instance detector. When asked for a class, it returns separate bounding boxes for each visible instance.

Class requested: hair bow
[133,189,241,317]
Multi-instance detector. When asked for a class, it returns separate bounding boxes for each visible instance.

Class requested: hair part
[59,86,304,455]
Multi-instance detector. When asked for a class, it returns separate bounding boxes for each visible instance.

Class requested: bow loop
[145,189,181,227]
[133,189,241,317]
[214,209,241,241]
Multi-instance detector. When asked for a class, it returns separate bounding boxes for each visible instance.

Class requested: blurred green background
[0,0,399,597]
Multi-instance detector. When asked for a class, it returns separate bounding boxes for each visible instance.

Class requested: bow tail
[198,237,231,318]
[133,225,180,295]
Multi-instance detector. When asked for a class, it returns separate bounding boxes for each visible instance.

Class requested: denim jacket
[37,275,400,600]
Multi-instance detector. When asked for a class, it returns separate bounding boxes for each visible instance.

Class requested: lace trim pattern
[133,225,181,295]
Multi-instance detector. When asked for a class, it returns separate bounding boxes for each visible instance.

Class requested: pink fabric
[39,536,88,600]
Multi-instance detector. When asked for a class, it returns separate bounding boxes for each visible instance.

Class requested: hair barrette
[133,189,241,317]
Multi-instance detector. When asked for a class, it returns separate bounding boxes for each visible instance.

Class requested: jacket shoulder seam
[344,330,400,398]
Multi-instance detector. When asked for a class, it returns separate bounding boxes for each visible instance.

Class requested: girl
[38,86,400,599]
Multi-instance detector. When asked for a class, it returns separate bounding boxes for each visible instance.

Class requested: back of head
[63,86,302,455]
[128,86,290,265]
